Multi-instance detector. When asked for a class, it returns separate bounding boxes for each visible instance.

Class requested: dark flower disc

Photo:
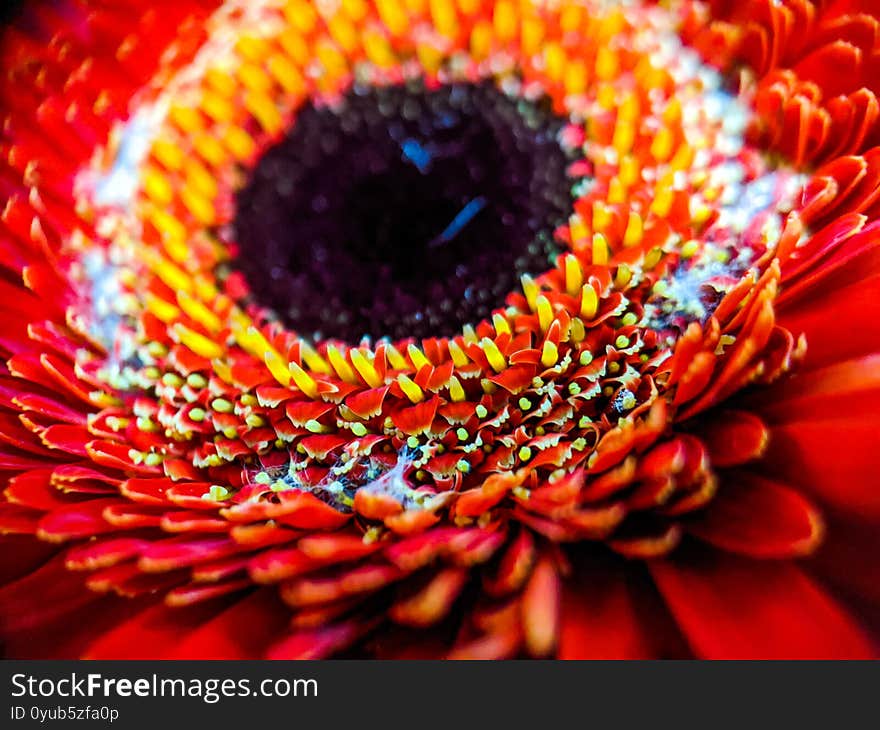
[232,80,578,341]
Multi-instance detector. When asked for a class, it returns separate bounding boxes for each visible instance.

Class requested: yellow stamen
[663,98,682,124]
[492,313,511,336]
[612,120,635,156]
[607,177,626,204]
[595,46,618,81]
[480,337,507,373]
[145,292,180,323]
[267,53,306,95]
[469,20,492,59]
[205,68,237,97]
[560,4,582,32]
[342,0,368,21]
[169,104,202,134]
[597,82,617,110]
[142,167,172,206]
[397,374,424,403]
[376,0,408,36]
[142,249,193,294]
[384,343,409,371]
[619,154,640,187]
[670,143,694,171]
[299,340,331,374]
[680,239,700,259]
[245,92,283,135]
[564,255,583,298]
[407,343,432,371]
[448,375,465,402]
[650,127,674,162]
[288,361,318,398]
[536,295,553,333]
[148,208,188,263]
[544,43,566,83]
[278,27,310,66]
[327,345,357,383]
[363,29,396,67]
[580,284,598,320]
[211,358,233,384]
[493,1,517,41]
[151,139,184,171]
[283,0,318,33]
[235,34,270,63]
[194,133,228,167]
[644,247,663,269]
[200,89,235,123]
[193,275,219,304]
[521,17,544,56]
[184,159,218,201]
[246,414,267,428]
[592,233,610,266]
[541,340,558,368]
[592,200,612,233]
[328,16,359,54]
[179,185,215,225]
[264,349,292,387]
[564,60,588,95]
[521,273,538,311]
[416,42,443,72]
[222,127,256,161]
[650,186,674,218]
[447,340,470,367]
[623,211,644,248]
[350,349,383,388]
[430,0,459,38]
[177,291,222,333]
[172,323,224,360]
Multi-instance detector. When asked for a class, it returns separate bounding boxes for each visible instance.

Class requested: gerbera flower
[0,0,877,659]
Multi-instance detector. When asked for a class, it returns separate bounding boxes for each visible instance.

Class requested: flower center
[231,80,578,342]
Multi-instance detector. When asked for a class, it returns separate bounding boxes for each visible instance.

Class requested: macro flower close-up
[0,0,878,660]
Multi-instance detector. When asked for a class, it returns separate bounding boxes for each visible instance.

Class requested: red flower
[0,0,877,659]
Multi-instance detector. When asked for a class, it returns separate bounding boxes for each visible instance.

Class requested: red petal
[37,498,123,542]
[0,554,96,637]
[139,537,241,572]
[483,529,535,597]
[390,396,439,435]
[521,554,560,657]
[166,589,290,658]
[448,628,522,659]
[795,40,863,98]
[651,550,876,658]
[266,619,370,659]
[0,534,56,584]
[388,567,468,627]
[165,579,251,606]
[761,418,880,520]
[807,512,880,608]
[778,273,880,371]
[687,472,824,558]
[559,558,687,659]
[747,354,880,423]
[271,490,351,529]
[84,600,233,659]
[697,411,769,467]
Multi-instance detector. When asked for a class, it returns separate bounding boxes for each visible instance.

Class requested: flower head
[0,0,878,659]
